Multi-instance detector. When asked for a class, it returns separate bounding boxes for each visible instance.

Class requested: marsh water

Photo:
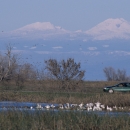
[0,101,129,116]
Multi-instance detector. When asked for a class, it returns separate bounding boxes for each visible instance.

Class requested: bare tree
[45,58,85,90]
[15,63,37,87]
[0,44,19,82]
[104,67,129,81]
[103,67,116,81]
[116,69,129,81]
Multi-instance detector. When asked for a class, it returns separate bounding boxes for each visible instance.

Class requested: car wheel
[108,89,114,93]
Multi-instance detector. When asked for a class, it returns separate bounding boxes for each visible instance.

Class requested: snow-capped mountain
[7,22,71,40]
[85,18,130,40]
[16,22,58,31]
[1,18,130,41]
[14,22,69,32]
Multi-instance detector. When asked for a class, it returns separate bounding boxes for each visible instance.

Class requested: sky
[0,0,130,32]
[0,1,130,80]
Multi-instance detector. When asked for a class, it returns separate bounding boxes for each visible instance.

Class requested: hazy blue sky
[0,0,130,31]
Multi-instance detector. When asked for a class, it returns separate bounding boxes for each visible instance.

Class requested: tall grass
[0,111,130,130]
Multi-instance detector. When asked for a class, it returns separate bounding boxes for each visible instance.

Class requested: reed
[0,110,129,130]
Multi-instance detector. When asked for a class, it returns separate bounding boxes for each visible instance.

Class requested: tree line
[103,67,130,81]
[0,44,129,90]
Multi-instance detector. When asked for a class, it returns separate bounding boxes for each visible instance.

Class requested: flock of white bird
[32,102,126,112]
[1,102,128,112]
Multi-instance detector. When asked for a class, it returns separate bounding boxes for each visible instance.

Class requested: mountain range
[1,18,130,41]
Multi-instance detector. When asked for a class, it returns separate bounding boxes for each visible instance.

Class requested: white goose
[50,104,55,109]
[79,103,84,108]
[36,103,43,109]
[93,105,102,111]
[100,104,105,109]
[107,106,112,111]
[78,103,86,110]
[71,104,78,107]
[113,105,117,110]
[86,103,94,107]
[93,102,102,111]
[59,104,64,109]
[87,106,93,111]
[45,105,50,109]
[65,103,70,109]
[95,102,101,107]
[30,106,33,109]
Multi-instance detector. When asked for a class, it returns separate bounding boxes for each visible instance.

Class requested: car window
[118,84,123,87]
[116,83,130,87]
[116,84,119,87]
[123,83,127,87]
[126,83,130,87]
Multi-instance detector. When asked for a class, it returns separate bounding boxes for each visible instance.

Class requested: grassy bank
[0,90,130,108]
[0,80,118,92]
